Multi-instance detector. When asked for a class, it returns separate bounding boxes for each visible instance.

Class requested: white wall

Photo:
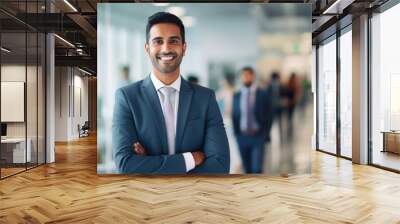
[55,67,89,141]
[55,66,68,141]
[182,16,258,86]
[72,73,89,138]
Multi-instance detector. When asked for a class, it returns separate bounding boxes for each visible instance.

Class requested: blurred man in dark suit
[232,67,272,173]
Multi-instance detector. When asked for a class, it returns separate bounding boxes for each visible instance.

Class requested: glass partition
[339,27,352,158]
[317,35,337,154]
[371,3,400,171]
[1,30,28,177]
[27,31,38,169]
[0,1,46,179]
[38,32,45,165]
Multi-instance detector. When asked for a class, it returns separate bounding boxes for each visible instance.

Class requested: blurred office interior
[97,3,312,174]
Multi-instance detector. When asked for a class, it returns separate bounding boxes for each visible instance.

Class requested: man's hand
[133,142,205,166]
[133,142,146,155]
[191,151,205,166]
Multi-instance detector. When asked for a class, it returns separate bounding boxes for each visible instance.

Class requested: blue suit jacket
[232,88,273,143]
[112,75,230,174]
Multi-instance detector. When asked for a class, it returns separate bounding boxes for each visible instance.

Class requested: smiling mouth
[157,55,176,62]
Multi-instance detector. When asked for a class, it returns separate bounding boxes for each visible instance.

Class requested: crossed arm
[133,142,205,167]
[112,89,230,174]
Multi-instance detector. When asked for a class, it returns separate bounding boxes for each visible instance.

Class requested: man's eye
[170,39,179,44]
[154,40,163,45]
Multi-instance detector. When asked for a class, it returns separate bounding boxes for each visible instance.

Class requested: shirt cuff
[183,152,196,172]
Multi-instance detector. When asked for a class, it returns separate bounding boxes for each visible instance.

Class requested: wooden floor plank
[0,135,400,223]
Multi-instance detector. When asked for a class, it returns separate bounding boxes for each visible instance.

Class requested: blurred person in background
[113,12,230,174]
[118,65,131,87]
[216,73,238,172]
[232,67,273,173]
[284,72,301,138]
[187,75,199,85]
[266,71,284,140]
[299,76,312,114]
[216,73,236,119]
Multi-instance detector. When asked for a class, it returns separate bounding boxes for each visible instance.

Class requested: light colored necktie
[159,87,176,155]
[246,89,255,132]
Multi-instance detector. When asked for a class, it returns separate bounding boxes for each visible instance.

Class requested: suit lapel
[255,88,263,122]
[175,79,193,153]
[235,91,241,118]
[141,75,169,154]
[255,88,260,112]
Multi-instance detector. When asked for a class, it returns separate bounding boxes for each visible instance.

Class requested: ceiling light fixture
[323,0,341,14]
[166,6,185,17]
[1,47,11,53]
[78,67,93,76]
[182,16,195,28]
[63,0,78,12]
[54,34,75,48]
[322,0,351,15]
[152,3,170,7]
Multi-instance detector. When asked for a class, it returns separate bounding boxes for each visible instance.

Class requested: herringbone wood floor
[1,135,400,223]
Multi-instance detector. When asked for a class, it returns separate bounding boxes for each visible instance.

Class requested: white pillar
[352,14,369,164]
[46,33,55,163]
[45,0,56,163]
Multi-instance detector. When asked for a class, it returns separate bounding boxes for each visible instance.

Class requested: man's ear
[144,43,149,54]
[182,42,187,56]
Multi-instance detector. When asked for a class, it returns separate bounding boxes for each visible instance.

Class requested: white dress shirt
[240,84,259,132]
[150,73,196,172]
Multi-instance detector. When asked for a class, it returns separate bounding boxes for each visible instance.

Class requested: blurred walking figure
[284,73,301,138]
[118,65,131,87]
[232,67,272,173]
[266,71,284,140]
[299,76,312,114]
[216,73,236,119]
[216,73,238,172]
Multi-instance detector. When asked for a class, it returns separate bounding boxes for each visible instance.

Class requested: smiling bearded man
[112,12,230,174]
[147,23,184,74]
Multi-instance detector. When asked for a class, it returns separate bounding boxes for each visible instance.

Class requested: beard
[151,52,183,74]
[243,81,253,87]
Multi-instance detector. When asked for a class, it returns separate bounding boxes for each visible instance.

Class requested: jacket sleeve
[231,93,240,136]
[112,88,187,174]
[189,92,230,174]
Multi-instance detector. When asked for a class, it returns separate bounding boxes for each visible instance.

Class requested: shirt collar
[241,83,257,92]
[150,72,181,92]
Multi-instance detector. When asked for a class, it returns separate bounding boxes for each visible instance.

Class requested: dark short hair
[271,71,280,80]
[146,12,185,43]
[224,73,235,86]
[187,75,199,83]
[241,66,254,75]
